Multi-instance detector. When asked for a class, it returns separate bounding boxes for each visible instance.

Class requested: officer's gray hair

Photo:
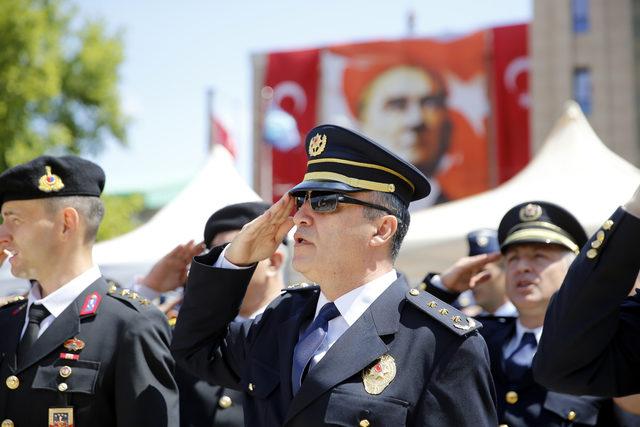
[45,196,105,243]
[361,192,410,261]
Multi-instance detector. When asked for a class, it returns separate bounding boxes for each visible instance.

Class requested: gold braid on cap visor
[304,158,415,194]
[503,228,580,254]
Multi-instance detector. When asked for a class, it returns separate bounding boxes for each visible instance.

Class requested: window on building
[574,67,593,115]
[572,0,590,33]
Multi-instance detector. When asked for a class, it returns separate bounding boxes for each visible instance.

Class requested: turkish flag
[210,116,237,159]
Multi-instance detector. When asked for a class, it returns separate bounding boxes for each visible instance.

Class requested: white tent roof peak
[396,101,640,282]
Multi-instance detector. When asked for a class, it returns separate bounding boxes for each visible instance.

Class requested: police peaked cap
[467,229,500,256]
[498,201,587,254]
[288,124,430,205]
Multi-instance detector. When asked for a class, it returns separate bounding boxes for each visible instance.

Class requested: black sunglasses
[294,192,398,217]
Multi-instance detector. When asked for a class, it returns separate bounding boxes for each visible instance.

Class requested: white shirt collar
[514,318,543,345]
[28,265,102,318]
[315,269,398,326]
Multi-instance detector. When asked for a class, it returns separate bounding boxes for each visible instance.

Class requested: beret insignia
[38,166,65,193]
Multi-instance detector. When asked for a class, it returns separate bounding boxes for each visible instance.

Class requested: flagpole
[207,88,215,152]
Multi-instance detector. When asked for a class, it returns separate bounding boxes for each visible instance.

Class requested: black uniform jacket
[172,246,498,427]
[0,277,179,426]
[423,277,616,426]
[177,351,244,426]
[534,207,640,397]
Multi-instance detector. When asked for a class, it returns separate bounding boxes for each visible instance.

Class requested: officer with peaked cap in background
[421,201,620,426]
[0,156,179,426]
[172,124,498,426]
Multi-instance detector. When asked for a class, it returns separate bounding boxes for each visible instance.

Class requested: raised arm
[533,185,640,397]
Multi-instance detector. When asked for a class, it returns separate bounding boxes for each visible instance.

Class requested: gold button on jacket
[5,376,19,390]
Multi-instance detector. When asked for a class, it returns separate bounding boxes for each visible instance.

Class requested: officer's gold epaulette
[405,288,482,336]
[282,282,320,293]
[0,294,26,309]
[106,283,152,310]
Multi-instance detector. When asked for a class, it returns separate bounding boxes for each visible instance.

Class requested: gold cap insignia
[519,203,542,222]
[38,166,65,193]
[362,354,396,395]
[476,236,489,247]
[308,133,327,157]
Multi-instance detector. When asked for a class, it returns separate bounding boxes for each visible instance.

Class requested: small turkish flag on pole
[207,88,237,158]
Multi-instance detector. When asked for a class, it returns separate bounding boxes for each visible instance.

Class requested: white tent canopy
[0,145,261,292]
[396,101,640,283]
[93,145,261,284]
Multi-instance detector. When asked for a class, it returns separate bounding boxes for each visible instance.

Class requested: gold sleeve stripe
[503,229,579,254]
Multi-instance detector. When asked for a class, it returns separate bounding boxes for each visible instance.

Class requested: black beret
[288,124,430,206]
[203,201,271,248]
[467,229,499,256]
[498,201,587,254]
[0,155,105,207]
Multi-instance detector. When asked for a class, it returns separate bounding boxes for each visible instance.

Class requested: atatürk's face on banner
[359,66,450,175]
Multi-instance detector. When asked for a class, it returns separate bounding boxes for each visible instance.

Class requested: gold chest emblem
[38,166,65,193]
[308,133,327,157]
[362,354,396,395]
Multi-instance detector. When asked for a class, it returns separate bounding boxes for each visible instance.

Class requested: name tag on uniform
[49,407,73,427]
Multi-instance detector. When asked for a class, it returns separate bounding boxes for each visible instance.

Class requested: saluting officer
[172,124,498,426]
[533,184,640,397]
[0,156,179,426]
[175,202,287,427]
[421,201,618,426]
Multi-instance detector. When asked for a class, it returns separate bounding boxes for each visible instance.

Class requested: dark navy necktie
[504,331,537,383]
[291,302,340,395]
[17,304,50,362]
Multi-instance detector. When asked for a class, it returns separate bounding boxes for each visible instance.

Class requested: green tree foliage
[0,0,128,170]
[98,193,145,242]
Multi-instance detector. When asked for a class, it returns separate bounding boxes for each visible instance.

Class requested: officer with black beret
[422,200,618,426]
[0,155,179,426]
[172,124,498,426]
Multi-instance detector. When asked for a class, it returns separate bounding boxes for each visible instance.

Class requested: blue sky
[77,0,531,195]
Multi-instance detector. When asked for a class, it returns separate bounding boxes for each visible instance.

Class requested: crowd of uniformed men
[1,124,640,426]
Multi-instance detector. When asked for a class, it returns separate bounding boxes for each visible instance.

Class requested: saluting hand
[141,240,205,293]
[439,252,502,293]
[225,195,295,266]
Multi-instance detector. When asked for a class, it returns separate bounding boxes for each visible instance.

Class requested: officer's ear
[266,251,284,277]
[370,215,397,248]
[60,207,80,240]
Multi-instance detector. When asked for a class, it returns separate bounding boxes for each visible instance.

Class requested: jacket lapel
[277,291,319,403]
[17,279,106,373]
[284,277,406,423]
[486,320,515,385]
[0,302,27,373]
